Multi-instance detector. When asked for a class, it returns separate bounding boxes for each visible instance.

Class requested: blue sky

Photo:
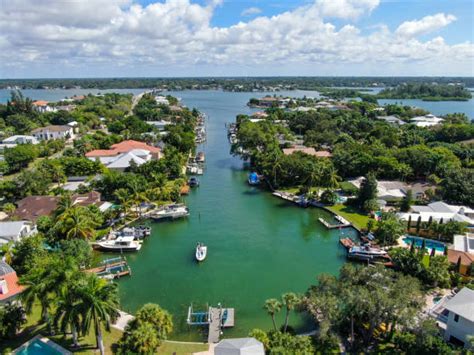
[0,0,473,78]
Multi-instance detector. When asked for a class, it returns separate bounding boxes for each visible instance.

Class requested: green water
[113,90,356,340]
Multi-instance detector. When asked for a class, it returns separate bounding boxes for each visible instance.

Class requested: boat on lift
[347,245,388,261]
[195,242,207,262]
[248,172,260,185]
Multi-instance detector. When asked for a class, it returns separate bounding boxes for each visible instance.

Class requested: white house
[442,288,474,348]
[0,221,35,246]
[155,95,169,105]
[146,120,175,131]
[31,125,75,141]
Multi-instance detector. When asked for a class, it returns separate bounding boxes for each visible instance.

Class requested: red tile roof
[282,146,332,158]
[86,140,161,157]
[448,249,474,266]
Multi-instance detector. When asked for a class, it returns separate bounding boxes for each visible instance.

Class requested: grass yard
[327,204,371,230]
[2,303,208,355]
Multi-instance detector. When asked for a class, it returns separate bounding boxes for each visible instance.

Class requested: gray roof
[0,221,28,238]
[444,288,474,322]
[0,261,15,276]
[215,338,264,355]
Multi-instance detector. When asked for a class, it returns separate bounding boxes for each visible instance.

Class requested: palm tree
[53,272,84,347]
[263,298,282,331]
[281,293,299,332]
[114,188,131,216]
[324,166,340,189]
[57,206,97,239]
[78,274,120,355]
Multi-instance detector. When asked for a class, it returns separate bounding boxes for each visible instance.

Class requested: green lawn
[2,303,208,355]
[327,204,371,230]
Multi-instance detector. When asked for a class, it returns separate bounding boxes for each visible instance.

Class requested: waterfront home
[410,114,444,127]
[397,201,474,232]
[55,104,76,112]
[349,178,433,202]
[32,100,57,113]
[282,146,332,158]
[251,96,289,108]
[453,233,474,254]
[215,337,265,355]
[0,261,24,303]
[0,221,35,246]
[13,195,61,223]
[31,125,74,141]
[441,288,474,348]
[86,140,162,172]
[12,192,110,223]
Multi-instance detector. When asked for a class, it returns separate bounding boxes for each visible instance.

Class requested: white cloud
[0,0,472,77]
[396,13,457,38]
[315,0,380,19]
[241,7,262,17]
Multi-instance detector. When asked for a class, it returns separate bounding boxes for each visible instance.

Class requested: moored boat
[196,151,205,163]
[188,177,200,187]
[347,245,388,261]
[93,236,142,252]
[195,242,207,261]
[150,203,190,221]
[248,172,260,185]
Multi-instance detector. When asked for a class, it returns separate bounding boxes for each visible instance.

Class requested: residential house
[410,114,444,127]
[146,120,175,131]
[0,221,35,246]
[12,192,110,223]
[55,104,76,112]
[283,146,332,158]
[13,195,61,223]
[32,100,57,113]
[155,95,169,105]
[31,125,74,141]
[86,140,162,171]
[397,201,474,232]
[0,261,24,303]
[0,135,39,153]
[447,249,473,276]
[442,288,474,348]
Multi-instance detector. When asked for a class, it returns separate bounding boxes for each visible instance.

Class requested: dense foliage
[378,83,472,101]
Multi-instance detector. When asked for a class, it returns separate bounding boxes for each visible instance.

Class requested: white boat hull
[196,246,207,261]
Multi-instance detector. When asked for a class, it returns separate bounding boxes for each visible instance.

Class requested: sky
[0,0,473,78]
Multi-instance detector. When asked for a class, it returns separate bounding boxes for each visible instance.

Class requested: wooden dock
[85,258,131,279]
[207,307,235,343]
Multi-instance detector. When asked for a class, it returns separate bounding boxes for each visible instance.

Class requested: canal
[115,90,356,340]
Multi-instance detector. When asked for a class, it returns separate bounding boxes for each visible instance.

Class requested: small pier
[187,304,235,343]
[85,257,131,280]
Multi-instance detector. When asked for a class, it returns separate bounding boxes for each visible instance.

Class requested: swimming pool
[15,337,69,355]
[403,236,445,252]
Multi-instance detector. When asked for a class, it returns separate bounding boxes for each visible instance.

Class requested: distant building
[31,125,74,141]
[377,115,406,125]
[2,135,39,145]
[146,120,175,131]
[410,114,444,127]
[32,100,57,113]
[0,221,35,246]
[0,261,24,303]
[442,288,474,348]
[155,95,169,105]
[86,140,162,172]
[283,146,332,158]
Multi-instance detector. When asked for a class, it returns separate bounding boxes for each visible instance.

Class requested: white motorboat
[195,243,207,261]
[150,204,190,221]
[93,236,142,252]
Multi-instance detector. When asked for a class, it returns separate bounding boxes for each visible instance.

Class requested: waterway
[1,88,471,340]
